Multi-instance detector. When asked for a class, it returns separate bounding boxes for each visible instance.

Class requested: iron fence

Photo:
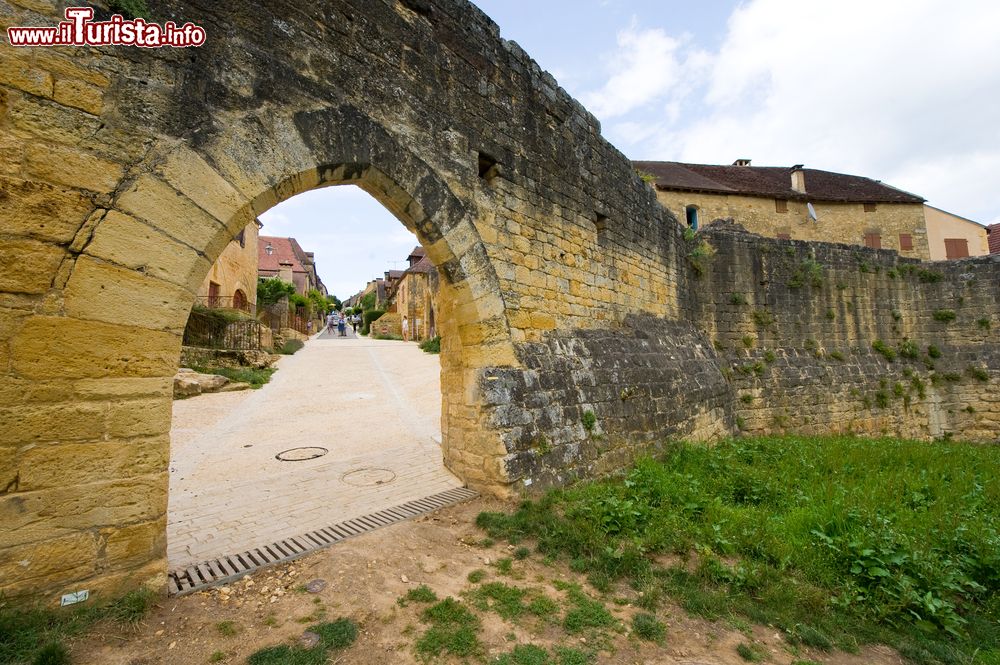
[195,295,255,315]
[183,310,265,350]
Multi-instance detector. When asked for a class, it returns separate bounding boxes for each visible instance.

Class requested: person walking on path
[351,314,359,334]
[326,312,337,334]
[337,313,347,337]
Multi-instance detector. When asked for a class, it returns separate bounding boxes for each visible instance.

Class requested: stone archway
[4,0,998,606]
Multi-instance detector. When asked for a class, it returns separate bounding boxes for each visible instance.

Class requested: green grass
[468,569,486,584]
[415,598,481,659]
[475,435,1000,664]
[280,339,305,355]
[0,589,156,665]
[560,584,616,634]
[191,366,276,389]
[215,620,239,637]
[398,585,438,607]
[247,618,357,665]
[631,613,666,642]
[736,641,766,661]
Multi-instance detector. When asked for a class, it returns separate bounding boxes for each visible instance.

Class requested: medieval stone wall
[0,0,997,603]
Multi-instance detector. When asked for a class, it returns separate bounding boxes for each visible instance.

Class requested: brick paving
[168,334,460,569]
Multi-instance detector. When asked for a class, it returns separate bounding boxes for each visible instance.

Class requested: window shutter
[864,233,881,249]
[899,234,913,251]
[944,238,969,259]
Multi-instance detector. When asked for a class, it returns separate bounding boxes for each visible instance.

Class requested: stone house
[922,205,989,260]
[392,246,439,341]
[635,159,932,259]
[988,224,1000,254]
[196,218,261,312]
[257,235,327,296]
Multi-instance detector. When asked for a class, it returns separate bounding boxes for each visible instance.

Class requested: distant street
[168,335,459,569]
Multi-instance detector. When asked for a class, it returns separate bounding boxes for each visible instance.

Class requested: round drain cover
[275,447,329,462]
[341,467,397,486]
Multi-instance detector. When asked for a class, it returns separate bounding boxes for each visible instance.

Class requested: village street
[167,333,462,570]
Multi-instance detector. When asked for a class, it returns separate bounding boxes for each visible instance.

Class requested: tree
[308,289,329,316]
[257,278,296,306]
[326,294,342,311]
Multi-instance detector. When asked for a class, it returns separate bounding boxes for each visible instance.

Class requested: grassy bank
[0,589,155,665]
[191,366,276,389]
[477,436,1000,664]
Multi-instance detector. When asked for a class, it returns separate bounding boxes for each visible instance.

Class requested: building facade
[258,235,327,296]
[923,205,990,261]
[394,249,439,342]
[196,219,261,311]
[636,160,931,259]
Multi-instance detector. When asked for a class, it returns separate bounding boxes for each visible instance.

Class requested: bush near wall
[362,309,385,335]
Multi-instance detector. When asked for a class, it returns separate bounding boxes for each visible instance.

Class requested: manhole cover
[341,467,397,486]
[275,447,329,462]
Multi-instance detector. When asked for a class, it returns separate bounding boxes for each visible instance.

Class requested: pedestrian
[337,313,346,337]
[351,314,359,334]
[306,320,313,335]
[326,311,336,334]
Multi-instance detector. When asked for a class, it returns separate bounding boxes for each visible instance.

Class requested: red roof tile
[259,236,307,273]
[988,223,1000,254]
[633,161,925,204]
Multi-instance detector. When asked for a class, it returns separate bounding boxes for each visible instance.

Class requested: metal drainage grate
[167,486,478,596]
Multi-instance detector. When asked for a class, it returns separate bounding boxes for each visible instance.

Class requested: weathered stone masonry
[0,0,997,603]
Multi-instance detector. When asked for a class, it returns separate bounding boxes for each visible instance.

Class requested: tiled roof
[259,236,307,273]
[633,161,925,204]
[405,256,435,274]
[988,223,1000,254]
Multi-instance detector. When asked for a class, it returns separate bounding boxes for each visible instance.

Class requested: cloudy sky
[260,0,1000,299]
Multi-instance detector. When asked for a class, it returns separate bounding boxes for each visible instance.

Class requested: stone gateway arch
[1,0,998,603]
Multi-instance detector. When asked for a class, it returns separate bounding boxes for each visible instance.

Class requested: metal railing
[183,310,265,350]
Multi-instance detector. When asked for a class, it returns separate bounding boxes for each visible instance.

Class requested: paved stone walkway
[167,333,459,569]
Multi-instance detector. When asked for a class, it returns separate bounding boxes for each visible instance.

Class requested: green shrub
[730,293,747,306]
[968,366,989,382]
[751,310,774,327]
[581,410,597,433]
[361,309,385,335]
[898,339,920,360]
[419,335,441,353]
[933,309,956,323]
[977,317,992,330]
[927,344,942,359]
[398,585,438,606]
[280,339,304,355]
[192,366,275,389]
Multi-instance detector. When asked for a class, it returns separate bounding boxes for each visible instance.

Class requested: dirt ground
[69,498,905,665]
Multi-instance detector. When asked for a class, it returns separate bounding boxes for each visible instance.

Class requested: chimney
[278,259,294,284]
[733,158,752,167]
[790,164,806,193]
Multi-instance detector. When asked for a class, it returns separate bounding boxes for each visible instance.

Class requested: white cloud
[581,20,705,119]
[586,0,1000,224]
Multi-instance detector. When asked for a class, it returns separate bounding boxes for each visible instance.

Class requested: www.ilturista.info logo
[7,7,206,48]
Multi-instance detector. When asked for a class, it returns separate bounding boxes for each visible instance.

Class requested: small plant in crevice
[742,335,755,349]
[751,309,774,328]
[927,344,942,359]
[730,292,748,306]
[825,308,836,321]
[897,339,920,360]
[109,0,150,19]
[829,350,845,361]
[581,410,597,434]
[976,317,992,330]
[967,366,989,382]
[687,240,717,277]
[872,339,896,362]
[762,350,776,364]
[740,393,754,404]
[933,309,956,323]
[788,258,824,289]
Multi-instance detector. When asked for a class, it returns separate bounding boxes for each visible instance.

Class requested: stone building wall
[196,220,259,308]
[655,190,929,259]
[0,0,997,604]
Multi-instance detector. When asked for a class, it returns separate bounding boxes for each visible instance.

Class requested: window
[864,232,881,249]
[775,199,788,213]
[685,205,699,230]
[944,238,969,259]
[899,234,913,251]
[208,281,220,307]
[864,202,877,213]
